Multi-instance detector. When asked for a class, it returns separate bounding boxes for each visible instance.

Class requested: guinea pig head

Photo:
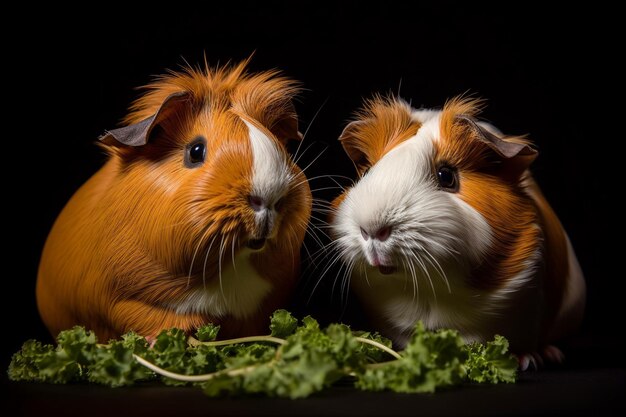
[98,63,311,288]
[332,96,538,290]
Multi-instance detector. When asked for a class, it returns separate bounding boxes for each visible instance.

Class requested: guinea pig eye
[185,137,207,168]
[437,166,459,192]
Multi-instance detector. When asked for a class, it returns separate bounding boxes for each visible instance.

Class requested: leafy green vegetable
[8,326,97,384]
[269,309,298,338]
[8,340,54,382]
[195,324,220,342]
[464,335,518,383]
[88,338,154,387]
[355,322,466,393]
[241,320,356,398]
[8,311,517,398]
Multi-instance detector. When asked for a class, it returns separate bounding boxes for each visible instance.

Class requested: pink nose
[360,226,392,242]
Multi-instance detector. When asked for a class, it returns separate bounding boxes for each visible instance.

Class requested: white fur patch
[350,263,489,346]
[410,109,440,124]
[334,115,492,273]
[174,249,272,319]
[414,115,443,143]
[243,120,291,205]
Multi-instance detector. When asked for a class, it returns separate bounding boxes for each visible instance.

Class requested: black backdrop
[4,3,620,367]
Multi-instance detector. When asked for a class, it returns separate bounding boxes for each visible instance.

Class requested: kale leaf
[8,313,517,397]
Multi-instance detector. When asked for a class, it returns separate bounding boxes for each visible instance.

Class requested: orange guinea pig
[330,96,585,369]
[36,62,312,341]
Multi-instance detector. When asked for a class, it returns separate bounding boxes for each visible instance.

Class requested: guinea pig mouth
[246,238,267,251]
[378,265,397,275]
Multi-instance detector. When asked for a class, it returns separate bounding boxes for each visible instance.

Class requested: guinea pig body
[331,96,585,359]
[37,62,312,341]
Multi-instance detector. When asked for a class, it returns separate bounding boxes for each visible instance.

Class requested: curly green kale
[355,322,467,393]
[8,311,517,398]
[464,335,517,383]
[202,316,348,398]
[8,326,97,384]
[195,324,220,342]
[269,309,298,338]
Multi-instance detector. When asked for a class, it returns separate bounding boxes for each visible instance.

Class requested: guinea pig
[36,61,312,342]
[330,95,585,368]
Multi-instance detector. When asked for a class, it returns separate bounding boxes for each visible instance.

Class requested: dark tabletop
[3,367,624,417]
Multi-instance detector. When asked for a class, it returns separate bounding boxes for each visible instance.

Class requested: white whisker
[202,235,219,291]
[294,98,328,161]
[404,256,418,301]
[304,174,354,183]
[218,235,226,300]
[415,254,436,303]
[299,146,328,175]
[307,247,346,304]
[293,140,321,166]
[362,263,371,288]
[422,247,451,294]
[188,224,213,288]
[308,186,346,193]
[231,235,238,273]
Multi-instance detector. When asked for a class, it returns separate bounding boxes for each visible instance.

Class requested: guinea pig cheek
[450,173,495,264]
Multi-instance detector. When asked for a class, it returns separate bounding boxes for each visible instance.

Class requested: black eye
[437,166,459,192]
[189,143,205,162]
[185,137,206,168]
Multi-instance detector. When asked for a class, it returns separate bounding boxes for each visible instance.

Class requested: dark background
[3,3,622,413]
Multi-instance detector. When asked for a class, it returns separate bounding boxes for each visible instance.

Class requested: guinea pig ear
[269,101,303,147]
[99,91,191,147]
[339,120,369,169]
[456,115,538,176]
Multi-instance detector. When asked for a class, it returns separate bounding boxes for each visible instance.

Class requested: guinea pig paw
[517,352,544,371]
[542,345,565,364]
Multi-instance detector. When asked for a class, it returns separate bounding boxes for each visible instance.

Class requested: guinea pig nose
[360,226,392,242]
[249,195,266,212]
[375,226,392,242]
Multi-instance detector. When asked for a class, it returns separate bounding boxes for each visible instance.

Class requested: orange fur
[37,62,312,341]
[439,96,484,137]
[437,98,539,291]
[339,96,421,174]
[437,97,580,345]
[524,178,582,343]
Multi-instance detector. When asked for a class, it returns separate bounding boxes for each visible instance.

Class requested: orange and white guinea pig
[331,96,585,369]
[37,61,312,342]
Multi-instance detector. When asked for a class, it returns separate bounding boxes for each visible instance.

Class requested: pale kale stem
[187,334,400,358]
[354,337,402,359]
[187,335,287,347]
[134,335,401,381]
[133,354,258,382]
